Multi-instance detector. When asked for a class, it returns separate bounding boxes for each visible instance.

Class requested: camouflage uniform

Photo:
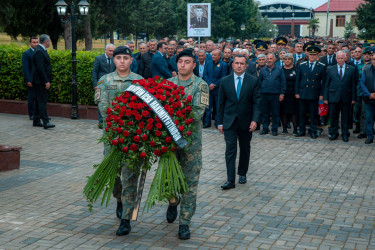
[96,71,143,204]
[168,74,209,226]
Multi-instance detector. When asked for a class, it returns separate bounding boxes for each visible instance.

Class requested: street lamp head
[55,0,67,16]
[240,24,246,31]
[362,28,366,33]
[78,0,90,15]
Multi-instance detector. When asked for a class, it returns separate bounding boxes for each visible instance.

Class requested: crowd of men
[92,36,375,144]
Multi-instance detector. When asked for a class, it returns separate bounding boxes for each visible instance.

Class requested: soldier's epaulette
[300,61,307,65]
[97,80,104,85]
[318,62,325,66]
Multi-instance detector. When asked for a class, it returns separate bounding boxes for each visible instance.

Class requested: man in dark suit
[152,42,172,79]
[139,39,158,79]
[295,46,326,139]
[323,51,357,142]
[92,44,116,128]
[319,44,337,66]
[217,55,261,189]
[165,44,178,77]
[294,42,305,62]
[22,37,39,120]
[31,34,54,129]
[190,6,208,28]
[203,49,228,128]
[194,49,207,78]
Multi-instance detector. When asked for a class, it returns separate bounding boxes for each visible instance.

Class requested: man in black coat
[31,34,54,129]
[217,55,261,189]
[323,51,357,142]
[295,46,326,139]
[139,39,158,79]
[22,37,39,120]
[319,44,337,66]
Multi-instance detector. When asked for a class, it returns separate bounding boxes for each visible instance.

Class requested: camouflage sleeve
[97,77,109,120]
[192,80,209,120]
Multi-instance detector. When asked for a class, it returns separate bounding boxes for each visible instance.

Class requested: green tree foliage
[308,18,320,37]
[344,19,354,39]
[356,0,375,39]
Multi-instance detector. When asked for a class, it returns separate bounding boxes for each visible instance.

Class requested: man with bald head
[203,49,228,128]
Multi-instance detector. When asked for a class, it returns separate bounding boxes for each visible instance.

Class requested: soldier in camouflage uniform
[95,46,143,226]
[166,48,209,240]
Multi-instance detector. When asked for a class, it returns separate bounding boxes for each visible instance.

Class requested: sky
[256,0,328,9]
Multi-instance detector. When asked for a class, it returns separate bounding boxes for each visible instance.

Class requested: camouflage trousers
[121,132,203,225]
[104,145,122,203]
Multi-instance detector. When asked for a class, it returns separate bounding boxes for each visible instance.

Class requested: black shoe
[310,133,317,139]
[116,202,123,219]
[353,126,360,134]
[365,138,373,144]
[295,132,305,137]
[116,219,131,236]
[33,121,43,127]
[166,196,180,223]
[272,131,278,136]
[43,122,55,129]
[203,123,211,128]
[260,130,269,135]
[221,181,235,189]
[281,130,288,135]
[29,116,34,120]
[178,225,190,240]
[357,134,366,139]
[342,135,349,142]
[239,176,247,184]
[329,134,337,141]
[98,122,103,129]
[292,130,298,136]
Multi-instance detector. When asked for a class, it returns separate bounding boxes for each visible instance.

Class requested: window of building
[336,15,345,27]
[351,15,357,26]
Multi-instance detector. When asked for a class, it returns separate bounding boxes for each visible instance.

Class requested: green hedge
[0,44,101,105]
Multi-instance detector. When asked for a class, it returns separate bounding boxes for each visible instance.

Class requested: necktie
[107,58,111,71]
[309,63,313,72]
[340,66,343,80]
[236,76,242,100]
[329,56,332,65]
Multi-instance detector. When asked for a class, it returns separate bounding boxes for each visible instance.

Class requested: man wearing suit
[323,51,357,142]
[92,44,116,128]
[295,46,326,139]
[217,55,261,189]
[203,49,228,128]
[293,42,305,63]
[152,42,172,79]
[139,39,158,79]
[190,6,208,28]
[319,44,337,66]
[22,37,39,120]
[165,44,178,77]
[31,34,54,129]
[194,50,207,78]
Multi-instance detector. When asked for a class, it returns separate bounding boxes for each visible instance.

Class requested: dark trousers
[261,93,280,133]
[365,103,375,139]
[33,85,49,124]
[328,102,351,136]
[27,87,35,118]
[204,92,218,126]
[223,118,252,182]
[299,99,318,134]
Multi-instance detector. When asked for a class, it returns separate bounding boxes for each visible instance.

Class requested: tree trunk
[64,21,72,50]
[110,31,114,44]
[84,15,92,51]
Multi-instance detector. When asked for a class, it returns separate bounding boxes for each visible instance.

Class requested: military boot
[116,219,131,236]
[116,201,123,219]
[166,196,180,223]
[178,225,190,240]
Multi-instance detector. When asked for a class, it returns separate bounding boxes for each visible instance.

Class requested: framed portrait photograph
[187,3,211,37]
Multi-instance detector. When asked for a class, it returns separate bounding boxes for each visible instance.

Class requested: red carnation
[182,109,186,114]
[187,131,192,136]
[118,138,124,144]
[116,127,123,134]
[130,144,137,151]
[112,140,118,146]
[168,109,174,116]
[161,146,168,153]
[179,126,185,132]
[156,123,163,129]
[131,96,137,101]
[123,130,129,137]
[150,141,156,147]
[154,149,161,156]
[187,95,192,102]
[171,146,177,152]
[105,127,109,132]
[136,129,142,135]
[176,110,182,117]
[107,107,112,114]
[147,118,154,124]
[139,122,145,128]
[165,136,172,143]
[160,95,167,101]
[107,122,112,127]
[139,152,146,158]
[174,120,179,125]
[165,91,171,97]
[119,112,124,118]
[135,114,142,121]
[155,116,161,122]
[181,90,185,96]
[126,110,132,116]
[146,124,153,131]
[106,117,110,122]
[154,75,161,80]
[155,130,162,136]
[148,88,155,94]
[142,111,150,117]
[142,134,148,141]
[168,97,174,104]
[128,121,134,126]
[122,147,128,153]
[132,110,138,116]
[133,135,140,142]
[186,106,192,112]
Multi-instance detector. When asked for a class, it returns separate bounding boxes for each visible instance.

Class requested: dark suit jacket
[130,55,138,74]
[320,54,337,66]
[323,64,357,103]
[92,53,116,87]
[31,45,52,86]
[165,55,178,74]
[203,59,228,95]
[295,61,326,100]
[152,51,172,79]
[245,61,257,78]
[218,73,261,130]
[22,48,34,84]
[139,51,154,79]
[294,53,305,62]
[190,17,208,28]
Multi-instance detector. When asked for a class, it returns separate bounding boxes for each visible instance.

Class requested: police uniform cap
[363,47,373,54]
[306,46,321,55]
[276,37,288,45]
[253,39,263,46]
[176,48,195,62]
[255,42,267,51]
[113,46,132,57]
[303,42,313,51]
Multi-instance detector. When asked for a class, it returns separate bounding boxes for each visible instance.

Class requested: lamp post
[240,24,245,42]
[55,0,90,119]
[361,28,366,39]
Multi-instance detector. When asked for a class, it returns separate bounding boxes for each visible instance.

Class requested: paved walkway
[0,113,374,249]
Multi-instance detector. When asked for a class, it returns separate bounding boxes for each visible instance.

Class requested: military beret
[176,48,195,62]
[307,46,321,55]
[276,37,288,45]
[113,46,132,57]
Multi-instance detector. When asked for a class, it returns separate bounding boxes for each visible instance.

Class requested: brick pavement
[0,113,374,249]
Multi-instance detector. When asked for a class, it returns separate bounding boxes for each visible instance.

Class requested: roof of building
[314,0,364,12]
